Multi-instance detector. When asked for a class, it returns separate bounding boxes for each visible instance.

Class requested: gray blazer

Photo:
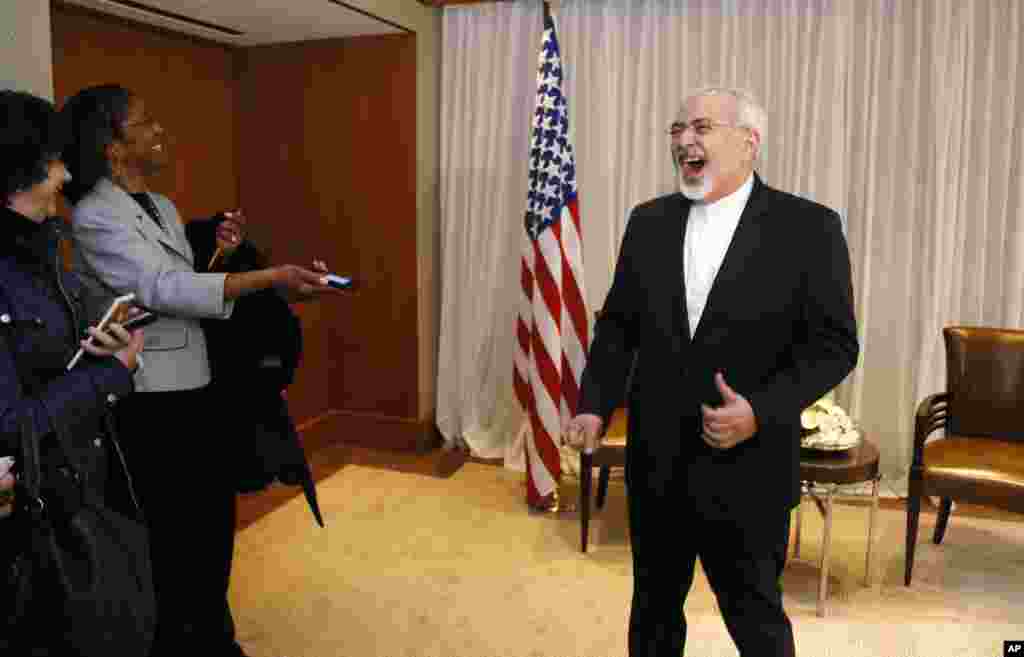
[70,178,234,393]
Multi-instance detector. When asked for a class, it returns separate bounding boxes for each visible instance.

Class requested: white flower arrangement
[800,395,861,450]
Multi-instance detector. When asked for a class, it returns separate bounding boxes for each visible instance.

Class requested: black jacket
[0,207,135,529]
[185,216,322,526]
[579,175,859,518]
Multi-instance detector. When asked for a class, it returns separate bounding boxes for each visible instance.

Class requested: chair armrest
[912,392,948,467]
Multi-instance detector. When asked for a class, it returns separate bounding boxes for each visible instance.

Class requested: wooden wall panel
[237,35,420,444]
[51,6,425,449]
[51,4,238,221]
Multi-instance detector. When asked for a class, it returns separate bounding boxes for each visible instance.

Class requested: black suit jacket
[579,174,858,518]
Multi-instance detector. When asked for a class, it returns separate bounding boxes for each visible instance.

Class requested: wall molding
[298,409,440,453]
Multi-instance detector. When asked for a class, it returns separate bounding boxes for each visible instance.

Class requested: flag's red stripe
[530,323,563,421]
[555,205,588,349]
[566,197,582,236]
[515,316,532,357]
[513,363,531,414]
[527,399,561,493]
[561,353,581,416]
[532,239,562,331]
[523,374,558,507]
[516,363,545,505]
[561,265,588,355]
[525,409,545,504]
[520,255,534,299]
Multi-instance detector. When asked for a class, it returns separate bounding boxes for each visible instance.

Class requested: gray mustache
[672,147,705,161]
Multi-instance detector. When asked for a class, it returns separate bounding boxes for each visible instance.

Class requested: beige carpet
[229,463,1024,657]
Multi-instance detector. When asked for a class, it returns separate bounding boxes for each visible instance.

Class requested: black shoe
[223,641,250,657]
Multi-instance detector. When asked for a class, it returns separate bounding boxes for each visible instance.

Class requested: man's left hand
[701,372,758,450]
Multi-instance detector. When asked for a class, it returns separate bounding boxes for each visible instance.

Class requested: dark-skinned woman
[60,84,338,657]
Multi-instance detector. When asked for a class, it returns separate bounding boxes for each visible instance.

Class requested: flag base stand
[526,485,579,514]
[527,488,561,514]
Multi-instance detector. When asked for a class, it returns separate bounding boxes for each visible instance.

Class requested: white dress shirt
[684,174,755,337]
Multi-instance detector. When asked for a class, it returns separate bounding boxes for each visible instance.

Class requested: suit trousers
[626,468,795,657]
[112,387,241,656]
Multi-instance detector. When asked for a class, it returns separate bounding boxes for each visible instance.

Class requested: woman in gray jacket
[60,84,336,657]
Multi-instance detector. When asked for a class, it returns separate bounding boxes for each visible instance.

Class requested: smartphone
[66,293,136,370]
[121,310,159,331]
[324,274,353,290]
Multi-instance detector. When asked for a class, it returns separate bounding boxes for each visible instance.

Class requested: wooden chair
[579,406,627,552]
[905,326,1024,585]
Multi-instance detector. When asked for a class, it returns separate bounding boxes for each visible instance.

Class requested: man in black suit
[565,87,859,657]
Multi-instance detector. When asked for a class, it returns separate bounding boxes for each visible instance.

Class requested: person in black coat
[0,89,145,653]
[565,87,859,657]
[186,214,323,525]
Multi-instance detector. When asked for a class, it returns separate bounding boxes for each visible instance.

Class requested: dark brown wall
[51,3,239,220]
[236,35,421,448]
[51,6,427,450]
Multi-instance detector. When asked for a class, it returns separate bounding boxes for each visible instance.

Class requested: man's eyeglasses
[667,119,738,138]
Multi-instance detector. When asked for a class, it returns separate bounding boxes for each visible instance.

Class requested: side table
[795,438,881,617]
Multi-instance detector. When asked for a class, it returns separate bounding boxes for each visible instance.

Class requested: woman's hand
[270,264,342,302]
[215,209,245,257]
[81,319,146,371]
[0,456,15,519]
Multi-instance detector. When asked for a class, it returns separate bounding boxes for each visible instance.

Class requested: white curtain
[436,0,1024,491]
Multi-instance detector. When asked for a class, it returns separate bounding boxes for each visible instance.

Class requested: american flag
[513,1,588,509]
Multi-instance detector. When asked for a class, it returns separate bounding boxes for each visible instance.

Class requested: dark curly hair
[60,84,133,204]
[0,90,67,204]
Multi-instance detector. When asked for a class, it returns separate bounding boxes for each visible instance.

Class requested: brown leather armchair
[905,326,1024,585]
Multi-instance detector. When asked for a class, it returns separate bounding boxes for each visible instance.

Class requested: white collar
[690,172,755,219]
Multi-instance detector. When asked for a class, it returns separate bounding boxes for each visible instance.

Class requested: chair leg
[905,470,923,586]
[816,485,836,617]
[865,475,881,586]
[933,497,953,545]
[794,486,804,559]
[580,453,593,553]
[596,466,611,510]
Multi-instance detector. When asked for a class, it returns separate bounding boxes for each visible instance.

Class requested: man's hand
[701,372,758,450]
[562,413,604,453]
